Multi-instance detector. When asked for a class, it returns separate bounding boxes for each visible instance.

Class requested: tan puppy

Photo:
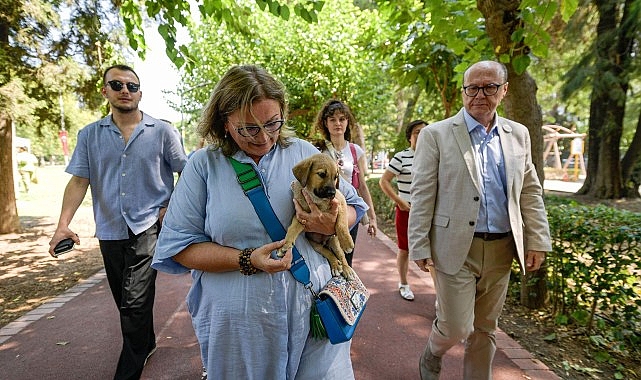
[279,154,354,279]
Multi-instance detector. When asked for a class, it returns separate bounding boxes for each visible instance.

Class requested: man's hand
[414,258,435,273]
[158,207,168,224]
[525,250,546,271]
[48,229,80,257]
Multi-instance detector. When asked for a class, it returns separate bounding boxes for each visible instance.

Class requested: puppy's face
[292,154,340,199]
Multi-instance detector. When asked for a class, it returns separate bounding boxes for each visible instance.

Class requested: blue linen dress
[153,138,367,379]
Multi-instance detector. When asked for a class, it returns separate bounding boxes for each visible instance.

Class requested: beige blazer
[408,109,551,275]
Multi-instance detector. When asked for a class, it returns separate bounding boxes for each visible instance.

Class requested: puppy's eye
[318,172,327,179]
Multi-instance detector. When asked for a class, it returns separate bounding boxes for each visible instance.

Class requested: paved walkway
[0,224,560,380]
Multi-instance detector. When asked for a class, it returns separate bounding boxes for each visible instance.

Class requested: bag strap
[228,157,313,289]
[349,143,360,187]
[349,143,358,163]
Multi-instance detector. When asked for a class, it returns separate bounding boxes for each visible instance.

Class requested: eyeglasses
[462,82,507,97]
[235,119,285,137]
[106,80,140,93]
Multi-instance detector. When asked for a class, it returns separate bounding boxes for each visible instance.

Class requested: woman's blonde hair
[197,65,293,156]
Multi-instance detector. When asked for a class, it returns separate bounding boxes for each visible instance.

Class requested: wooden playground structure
[542,124,586,181]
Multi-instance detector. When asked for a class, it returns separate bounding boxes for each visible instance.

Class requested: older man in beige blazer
[409,60,551,380]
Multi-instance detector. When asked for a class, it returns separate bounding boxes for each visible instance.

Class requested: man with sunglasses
[409,60,551,379]
[49,64,187,380]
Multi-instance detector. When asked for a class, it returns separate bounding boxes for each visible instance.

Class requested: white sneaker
[399,283,414,301]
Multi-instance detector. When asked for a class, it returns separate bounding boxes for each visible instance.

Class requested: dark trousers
[99,223,159,380]
[346,224,359,267]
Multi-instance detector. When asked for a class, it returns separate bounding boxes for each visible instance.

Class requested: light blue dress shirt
[463,109,511,234]
[66,113,187,240]
[153,138,367,379]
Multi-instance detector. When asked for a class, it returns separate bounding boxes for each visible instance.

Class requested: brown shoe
[419,345,441,380]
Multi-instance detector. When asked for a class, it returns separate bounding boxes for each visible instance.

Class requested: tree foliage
[175,0,398,157]
[0,0,130,233]
[119,0,328,70]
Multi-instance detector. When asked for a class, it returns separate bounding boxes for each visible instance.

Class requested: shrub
[544,196,641,354]
[367,177,396,222]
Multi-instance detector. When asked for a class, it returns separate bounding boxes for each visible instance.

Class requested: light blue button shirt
[66,113,187,240]
[463,109,510,233]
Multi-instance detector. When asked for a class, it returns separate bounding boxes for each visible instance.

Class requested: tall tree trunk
[402,85,423,131]
[0,16,21,234]
[0,114,22,234]
[477,0,547,309]
[579,0,636,199]
[502,68,545,186]
[621,110,641,197]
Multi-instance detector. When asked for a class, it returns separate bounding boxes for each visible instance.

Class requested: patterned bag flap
[318,272,370,325]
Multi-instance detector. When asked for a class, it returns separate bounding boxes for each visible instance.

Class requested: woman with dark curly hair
[314,99,377,266]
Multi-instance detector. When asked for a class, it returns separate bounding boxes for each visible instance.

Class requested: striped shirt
[385,147,415,202]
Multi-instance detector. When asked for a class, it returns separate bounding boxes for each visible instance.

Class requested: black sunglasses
[106,80,140,93]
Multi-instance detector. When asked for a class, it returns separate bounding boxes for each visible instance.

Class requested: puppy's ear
[292,157,314,186]
[335,165,340,188]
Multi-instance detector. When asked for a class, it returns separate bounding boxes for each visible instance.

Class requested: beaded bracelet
[239,248,260,276]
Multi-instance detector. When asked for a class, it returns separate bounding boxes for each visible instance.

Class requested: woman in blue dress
[153,65,367,380]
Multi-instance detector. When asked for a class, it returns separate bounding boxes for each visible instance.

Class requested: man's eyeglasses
[106,80,140,93]
[235,120,285,137]
[462,82,507,97]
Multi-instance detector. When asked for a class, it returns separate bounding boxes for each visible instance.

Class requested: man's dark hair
[102,64,140,84]
[405,119,427,142]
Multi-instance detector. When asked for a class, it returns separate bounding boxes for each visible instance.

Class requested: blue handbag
[229,157,369,344]
[315,272,368,344]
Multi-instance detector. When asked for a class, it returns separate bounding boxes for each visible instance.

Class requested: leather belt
[473,231,512,241]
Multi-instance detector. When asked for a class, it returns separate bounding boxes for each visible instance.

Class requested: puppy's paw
[276,243,292,258]
[328,261,343,277]
[338,236,354,254]
[340,265,355,281]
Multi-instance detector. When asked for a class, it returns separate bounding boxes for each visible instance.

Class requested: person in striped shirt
[379,120,427,300]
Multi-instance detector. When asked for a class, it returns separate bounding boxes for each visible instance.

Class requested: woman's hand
[293,189,338,236]
[397,200,411,212]
[251,240,293,274]
[367,220,377,237]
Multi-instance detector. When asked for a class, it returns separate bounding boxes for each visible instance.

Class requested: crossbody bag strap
[349,143,358,162]
[349,143,360,189]
[228,157,313,288]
